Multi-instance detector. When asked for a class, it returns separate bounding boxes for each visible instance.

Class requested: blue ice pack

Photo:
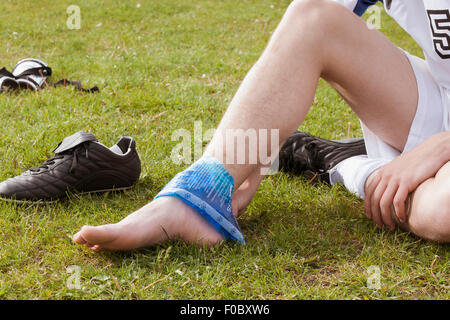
[155,155,244,243]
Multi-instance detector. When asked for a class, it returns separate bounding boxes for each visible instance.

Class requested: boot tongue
[53,131,98,154]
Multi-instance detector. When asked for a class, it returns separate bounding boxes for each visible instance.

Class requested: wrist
[436,131,450,161]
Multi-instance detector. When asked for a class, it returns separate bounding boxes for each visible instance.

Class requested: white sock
[329,155,390,199]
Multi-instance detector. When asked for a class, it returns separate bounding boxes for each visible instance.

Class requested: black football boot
[0,131,141,202]
[279,131,367,183]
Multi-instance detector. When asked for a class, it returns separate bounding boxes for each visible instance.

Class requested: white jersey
[333,0,450,129]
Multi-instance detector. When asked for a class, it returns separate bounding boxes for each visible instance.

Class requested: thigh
[360,53,445,160]
[320,2,419,152]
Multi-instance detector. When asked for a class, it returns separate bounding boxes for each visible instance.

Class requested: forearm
[408,131,450,166]
[436,131,450,162]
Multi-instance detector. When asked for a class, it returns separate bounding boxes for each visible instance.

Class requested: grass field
[0,0,448,300]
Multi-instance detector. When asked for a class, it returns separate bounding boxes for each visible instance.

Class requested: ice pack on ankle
[154,155,244,243]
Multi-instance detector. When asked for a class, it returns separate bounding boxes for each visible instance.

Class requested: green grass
[0,0,448,300]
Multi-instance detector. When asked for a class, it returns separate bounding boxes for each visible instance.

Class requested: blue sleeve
[353,0,381,16]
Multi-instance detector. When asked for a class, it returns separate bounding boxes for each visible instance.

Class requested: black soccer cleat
[0,131,141,202]
[278,131,367,183]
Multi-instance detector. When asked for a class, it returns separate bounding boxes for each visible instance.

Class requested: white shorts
[331,51,450,199]
[362,51,450,160]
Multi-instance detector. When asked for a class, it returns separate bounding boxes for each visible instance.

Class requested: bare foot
[73,197,224,251]
[74,167,265,252]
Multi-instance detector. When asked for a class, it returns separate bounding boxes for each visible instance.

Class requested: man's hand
[364,132,450,230]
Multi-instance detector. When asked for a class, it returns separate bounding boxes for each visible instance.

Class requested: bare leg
[205,0,417,187]
[406,161,450,242]
[73,0,420,251]
[232,168,265,217]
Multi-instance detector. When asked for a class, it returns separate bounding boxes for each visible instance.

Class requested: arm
[364,131,450,229]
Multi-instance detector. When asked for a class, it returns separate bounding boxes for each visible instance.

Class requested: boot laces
[29,144,89,173]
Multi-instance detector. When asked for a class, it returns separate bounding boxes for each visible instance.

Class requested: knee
[287,0,332,14]
[427,190,450,242]
[410,189,450,243]
[277,0,350,57]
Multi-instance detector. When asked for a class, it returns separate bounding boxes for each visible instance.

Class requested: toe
[72,230,87,244]
[91,245,102,252]
[75,224,119,247]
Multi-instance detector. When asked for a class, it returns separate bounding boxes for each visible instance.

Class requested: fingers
[364,170,381,220]
[364,168,400,230]
[379,183,398,230]
[369,181,386,229]
[393,185,409,223]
